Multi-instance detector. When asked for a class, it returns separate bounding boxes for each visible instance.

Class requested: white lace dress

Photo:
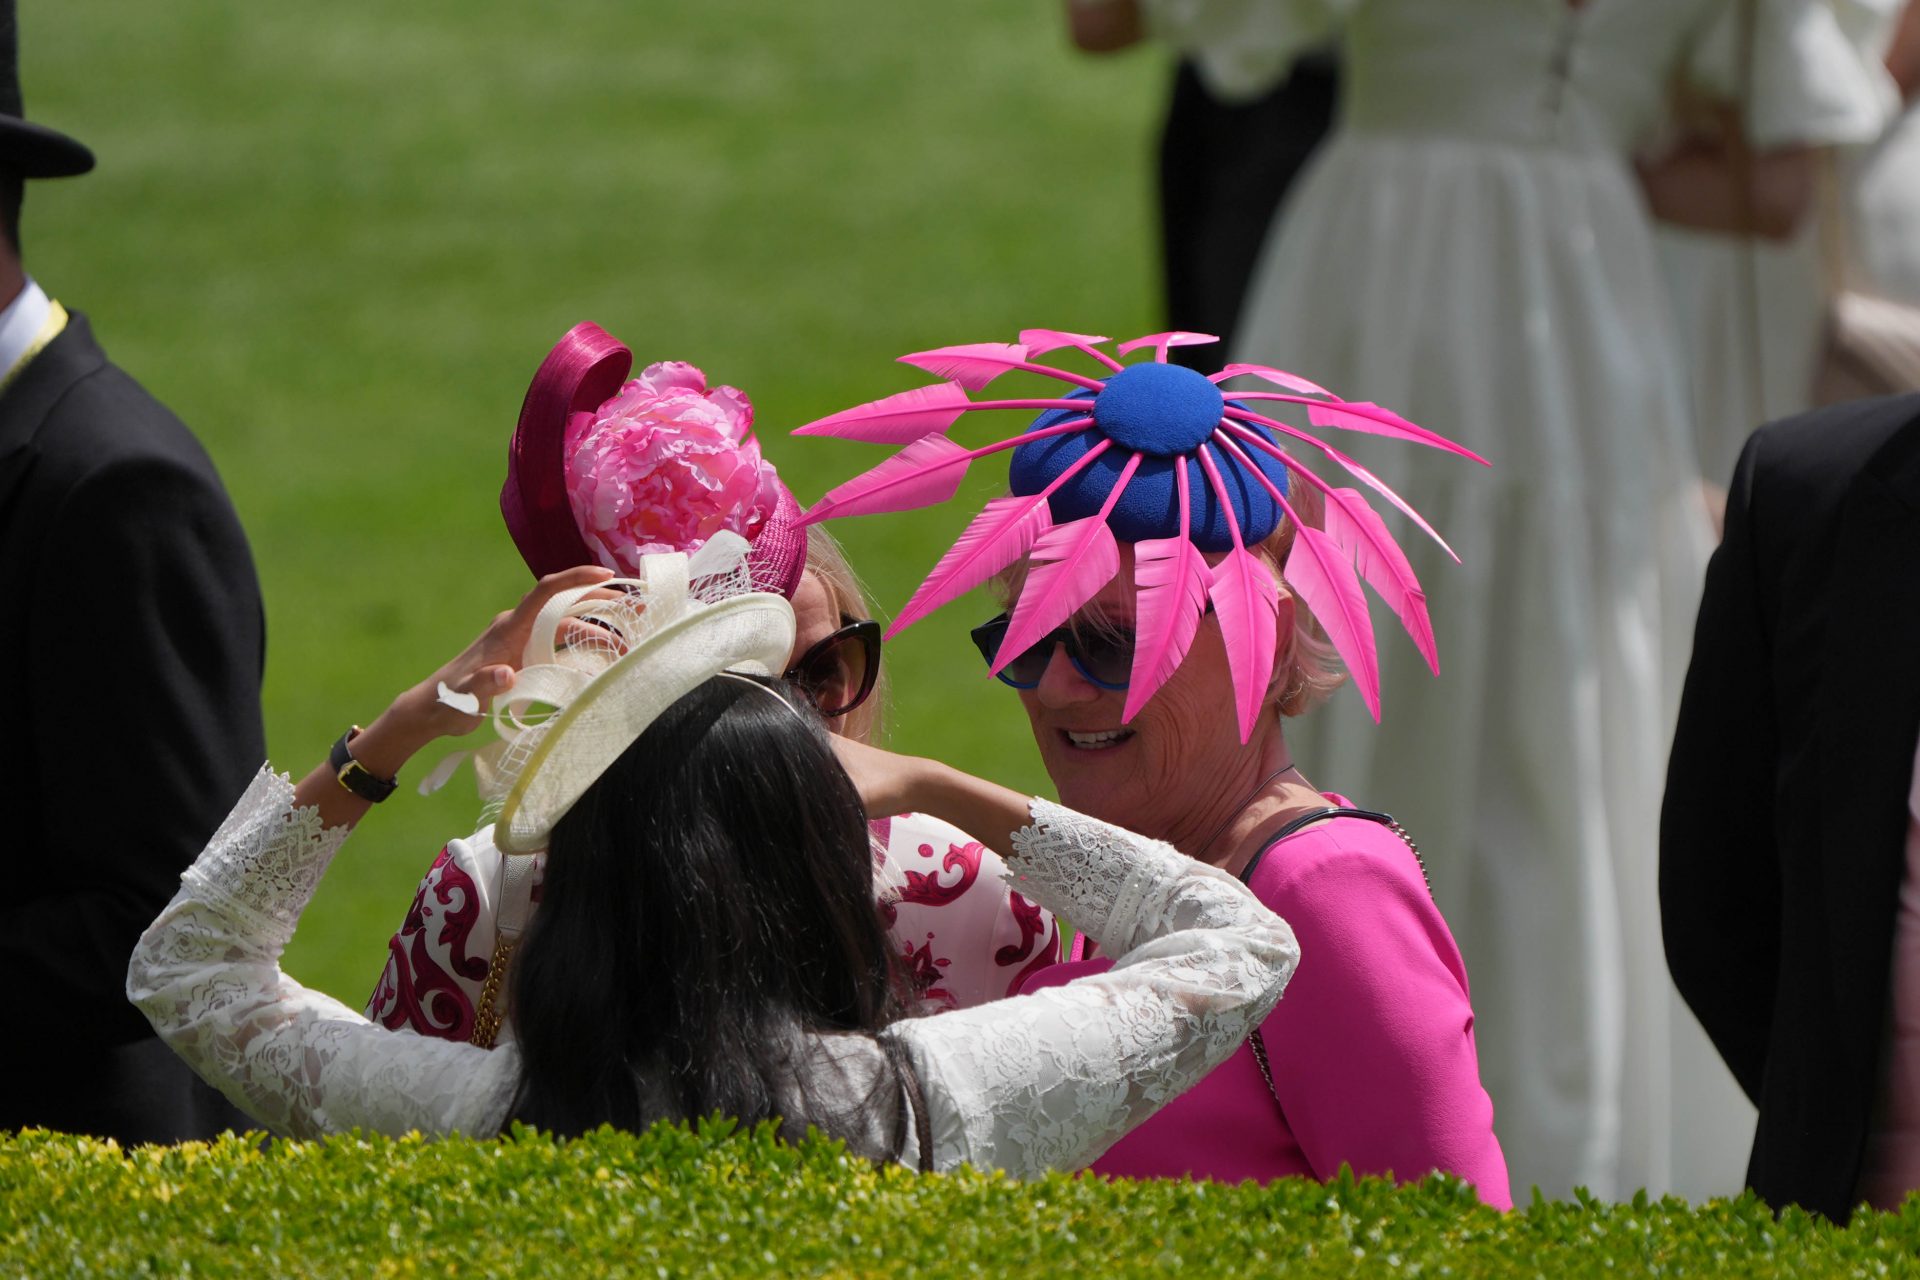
[128,767,1299,1176]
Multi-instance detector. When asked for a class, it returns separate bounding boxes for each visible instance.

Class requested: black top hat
[0,3,91,178]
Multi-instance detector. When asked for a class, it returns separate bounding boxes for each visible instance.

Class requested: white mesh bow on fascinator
[421,533,796,854]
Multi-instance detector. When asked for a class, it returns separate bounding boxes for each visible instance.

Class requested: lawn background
[29,1,1172,1001]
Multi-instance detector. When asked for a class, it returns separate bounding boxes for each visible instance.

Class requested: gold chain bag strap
[1237,807,1432,1117]
[470,850,541,1049]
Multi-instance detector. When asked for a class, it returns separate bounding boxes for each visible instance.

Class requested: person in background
[1145,0,1890,1201]
[0,0,260,1142]
[1062,0,1336,376]
[1662,391,1920,1222]
[1654,0,1917,489]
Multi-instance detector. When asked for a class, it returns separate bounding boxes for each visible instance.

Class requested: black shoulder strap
[1237,806,1395,886]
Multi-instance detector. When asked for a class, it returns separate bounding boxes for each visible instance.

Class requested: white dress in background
[128,767,1298,1175]
[1844,90,1920,309]
[1658,0,1902,484]
[1147,0,1885,1200]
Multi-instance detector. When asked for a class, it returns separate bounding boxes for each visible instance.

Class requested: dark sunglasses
[784,615,882,719]
[969,612,1134,691]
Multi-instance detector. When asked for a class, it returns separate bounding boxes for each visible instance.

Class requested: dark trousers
[0,1037,251,1145]
[1160,55,1340,375]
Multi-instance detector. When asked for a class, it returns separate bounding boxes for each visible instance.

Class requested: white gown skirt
[1240,132,1752,1200]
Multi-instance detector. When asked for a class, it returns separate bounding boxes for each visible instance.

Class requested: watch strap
[329,726,398,803]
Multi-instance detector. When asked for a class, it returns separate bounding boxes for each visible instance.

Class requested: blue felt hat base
[1007,381,1291,553]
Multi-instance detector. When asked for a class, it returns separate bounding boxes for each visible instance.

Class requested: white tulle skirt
[1238,132,1752,1200]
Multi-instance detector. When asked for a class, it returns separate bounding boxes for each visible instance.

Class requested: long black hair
[507,675,904,1141]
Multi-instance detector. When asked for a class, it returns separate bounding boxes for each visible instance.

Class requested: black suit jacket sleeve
[1660,430,1782,1105]
[4,448,265,1048]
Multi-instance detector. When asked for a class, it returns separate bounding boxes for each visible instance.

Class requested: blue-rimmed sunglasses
[969,613,1134,691]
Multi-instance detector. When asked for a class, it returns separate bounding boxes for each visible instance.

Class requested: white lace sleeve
[127,765,520,1139]
[890,799,1298,1177]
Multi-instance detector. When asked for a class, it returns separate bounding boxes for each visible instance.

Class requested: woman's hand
[291,565,614,829]
[831,736,930,820]
[1636,136,1817,241]
[375,564,616,757]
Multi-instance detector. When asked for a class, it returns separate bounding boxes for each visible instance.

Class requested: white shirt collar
[0,278,51,384]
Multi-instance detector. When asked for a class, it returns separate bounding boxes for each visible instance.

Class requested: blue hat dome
[1007,365,1290,552]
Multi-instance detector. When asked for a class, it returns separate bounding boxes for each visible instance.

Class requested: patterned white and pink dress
[365,811,1061,1045]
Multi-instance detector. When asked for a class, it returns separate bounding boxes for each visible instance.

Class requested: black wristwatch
[329,726,398,803]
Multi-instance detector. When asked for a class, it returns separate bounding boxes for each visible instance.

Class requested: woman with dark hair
[366,327,1060,1056]
[128,546,1299,1172]
[512,676,917,1141]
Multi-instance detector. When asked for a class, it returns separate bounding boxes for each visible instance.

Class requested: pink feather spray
[1123,460,1211,723]
[1193,444,1281,743]
[898,343,1105,392]
[886,436,1115,636]
[803,418,1092,523]
[993,452,1144,676]
[1210,430,1437,677]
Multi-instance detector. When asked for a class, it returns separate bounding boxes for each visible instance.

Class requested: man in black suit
[1662,392,1920,1221]
[0,5,262,1142]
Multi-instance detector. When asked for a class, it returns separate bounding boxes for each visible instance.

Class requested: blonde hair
[802,524,887,745]
[1250,483,1344,718]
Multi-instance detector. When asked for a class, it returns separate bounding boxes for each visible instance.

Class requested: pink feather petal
[898,343,1106,392]
[1116,331,1219,360]
[888,494,1054,637]
[1304,401,1491,466]
[898,343,1029,391]
[1320,486,1438,675]
[1314,439,1460,563]
[1221,418,1460,563]
[993,516,1121,677]
[1207,548,1281,743]
[792,381,974,444]
[1123,534,1210,723]
[802,434,973,522]
[1284,523,1382,722]
[1019,328,1115,359]
[1212,362,1335,398]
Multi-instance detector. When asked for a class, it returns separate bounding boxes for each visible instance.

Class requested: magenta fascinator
[502,322,807,600]
[794,330,1487,738]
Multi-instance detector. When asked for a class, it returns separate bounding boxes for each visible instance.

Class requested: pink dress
[366,811,1060,1042]
[1020,803,1510,1208]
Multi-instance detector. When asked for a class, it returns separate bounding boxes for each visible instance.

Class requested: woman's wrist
[904,759,1034,858]
[348,697,440,781]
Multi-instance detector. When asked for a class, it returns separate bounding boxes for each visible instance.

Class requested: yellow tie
[0,298,69,396]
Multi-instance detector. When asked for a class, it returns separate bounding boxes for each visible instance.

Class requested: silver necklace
[1191,759,1302,862]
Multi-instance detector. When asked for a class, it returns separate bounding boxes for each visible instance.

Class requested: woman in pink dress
[362,324,1059,1050]
[796,327,1509,1205]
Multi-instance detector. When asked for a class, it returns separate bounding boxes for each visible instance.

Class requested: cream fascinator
[425,532,795,854]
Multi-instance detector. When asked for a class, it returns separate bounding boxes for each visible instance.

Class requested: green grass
[7,1125,1920,1278]
[31,2,1166,1002]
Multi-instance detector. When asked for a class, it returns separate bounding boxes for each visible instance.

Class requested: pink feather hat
[792,329,1487,739]
[502,322,807,600]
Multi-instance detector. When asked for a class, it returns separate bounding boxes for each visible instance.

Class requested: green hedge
[3,1125,1917,1279]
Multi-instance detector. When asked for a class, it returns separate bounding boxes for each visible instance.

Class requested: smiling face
[1010,546,1298,850]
